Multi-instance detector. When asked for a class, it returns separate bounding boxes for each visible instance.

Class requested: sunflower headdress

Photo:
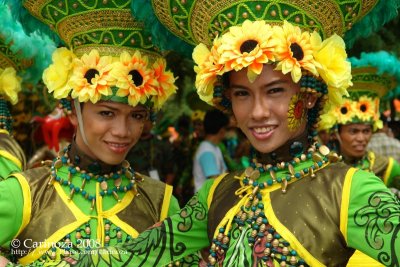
[132,1,399,113]
[320,51,400,132]
[15,0,177,113]
[0,1,55,133]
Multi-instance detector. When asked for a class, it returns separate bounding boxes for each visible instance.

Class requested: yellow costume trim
[108,215,140,239]
[95,183,105,246]
[0,150,22,169]
[160,184,173,220]
[12,173,31,237]
[18,182,89,264]
[0,129,9,134]
[383,157,394,185]
[95,184,135,246]
[263,192,325,267]
[340,167,357,243]
[207,173,228,209]
[368,151,376,171]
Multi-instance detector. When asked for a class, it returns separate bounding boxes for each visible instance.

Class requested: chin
[253,143,279,154]
[102,157,126,166]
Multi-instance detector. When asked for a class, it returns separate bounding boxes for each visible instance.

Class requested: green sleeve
[346,169,400,265]
[69,179,216,267]
[0,157,21,180]
[0,178,24,248]
[386,158,400,189]
[168,194,181,216]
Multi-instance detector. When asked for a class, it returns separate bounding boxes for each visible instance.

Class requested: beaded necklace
[208,142,340,267]
[349,151,374,173]
[46,146,142,210]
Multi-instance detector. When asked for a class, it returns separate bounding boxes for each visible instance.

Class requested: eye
[231,88,249,97]
[267,87,284,94]
[99,110,114,117]
[131,110,148,121]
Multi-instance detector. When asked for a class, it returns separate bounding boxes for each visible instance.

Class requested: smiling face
[338,123,373,158]
[70,101,148,165]
[228,64,315,154]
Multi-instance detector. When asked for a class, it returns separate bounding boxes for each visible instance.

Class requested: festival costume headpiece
[131,0,398,113]
[0,1,55,133]
[17,0,177,112]
[320,51,400,131]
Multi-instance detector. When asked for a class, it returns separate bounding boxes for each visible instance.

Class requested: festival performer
[0,0,191,265]
[14,0,400,266]
[0,1,54,179]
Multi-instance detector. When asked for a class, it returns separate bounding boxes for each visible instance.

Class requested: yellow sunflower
[287,93,306,131]
[273,21,318,83]
[112,51,158,107]
[313,34,351,105]
[218,20,276,82]
[43,47,76,99]
[69,49,115,103]
[193,41,224,104]
[0,67,22,105]
[337,99,355,125]
[355,96,376,121]
[151,58,178,109]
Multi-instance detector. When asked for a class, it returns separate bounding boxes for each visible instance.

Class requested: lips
[250,125,276,139]
[105,141,131,154]
[253,126,275,134]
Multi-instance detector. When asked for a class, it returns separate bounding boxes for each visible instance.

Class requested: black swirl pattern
[177,193,207,232]
[354,191,400,266]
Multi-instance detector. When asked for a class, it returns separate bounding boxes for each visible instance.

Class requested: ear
[68,102,79,127]
[305,93,318,109]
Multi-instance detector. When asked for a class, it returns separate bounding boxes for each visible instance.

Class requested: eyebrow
[96,103,147,112]
[230,79,290,89]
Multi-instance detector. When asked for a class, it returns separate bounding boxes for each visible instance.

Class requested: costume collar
[67,139,123,175]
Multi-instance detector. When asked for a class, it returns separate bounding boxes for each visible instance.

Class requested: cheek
[132,124,144,138]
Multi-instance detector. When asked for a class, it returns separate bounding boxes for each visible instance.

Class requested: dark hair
[203,109,229,135]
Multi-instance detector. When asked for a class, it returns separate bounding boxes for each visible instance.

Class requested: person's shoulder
[136,172,168,187]
[10,165,50,181]
[314,161,353,182]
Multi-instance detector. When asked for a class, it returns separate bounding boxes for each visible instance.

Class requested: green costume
[343,151,400,189]
[0,130,25,180]
[0,1,53,180]
[61,136,400,267]
[0,141,179,265]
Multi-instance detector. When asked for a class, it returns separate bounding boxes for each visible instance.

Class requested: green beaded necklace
[46,146,142,210]
[208,142,340,266]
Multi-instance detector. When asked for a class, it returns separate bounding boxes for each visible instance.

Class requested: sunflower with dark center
[240,40,259,54]
[290,43,304,61]
[84,69,100,84]
[129,70,144,86]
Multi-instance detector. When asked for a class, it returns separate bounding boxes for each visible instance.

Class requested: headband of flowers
[319,91,382,131]
[193,20,352,106]
[43,48,177,110]
[0,67,21,105]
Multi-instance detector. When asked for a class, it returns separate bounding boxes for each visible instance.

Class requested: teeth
[108,142,128,148]
[253,126,274,134]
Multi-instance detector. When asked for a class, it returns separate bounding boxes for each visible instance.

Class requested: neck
[341,153,366,165]
[68,139,122,174]
[254,130,312,165]
[205,134,221,145]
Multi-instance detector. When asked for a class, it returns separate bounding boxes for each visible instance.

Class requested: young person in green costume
[0,0,190,266]
[9,0,400,266]
[320,51,400,267]
[321,51,400,190]
[0,1,54,180]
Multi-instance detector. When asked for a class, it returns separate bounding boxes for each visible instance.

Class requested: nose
[111,117,132,138]
[355,132,367,142]
[251,97,270,120]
